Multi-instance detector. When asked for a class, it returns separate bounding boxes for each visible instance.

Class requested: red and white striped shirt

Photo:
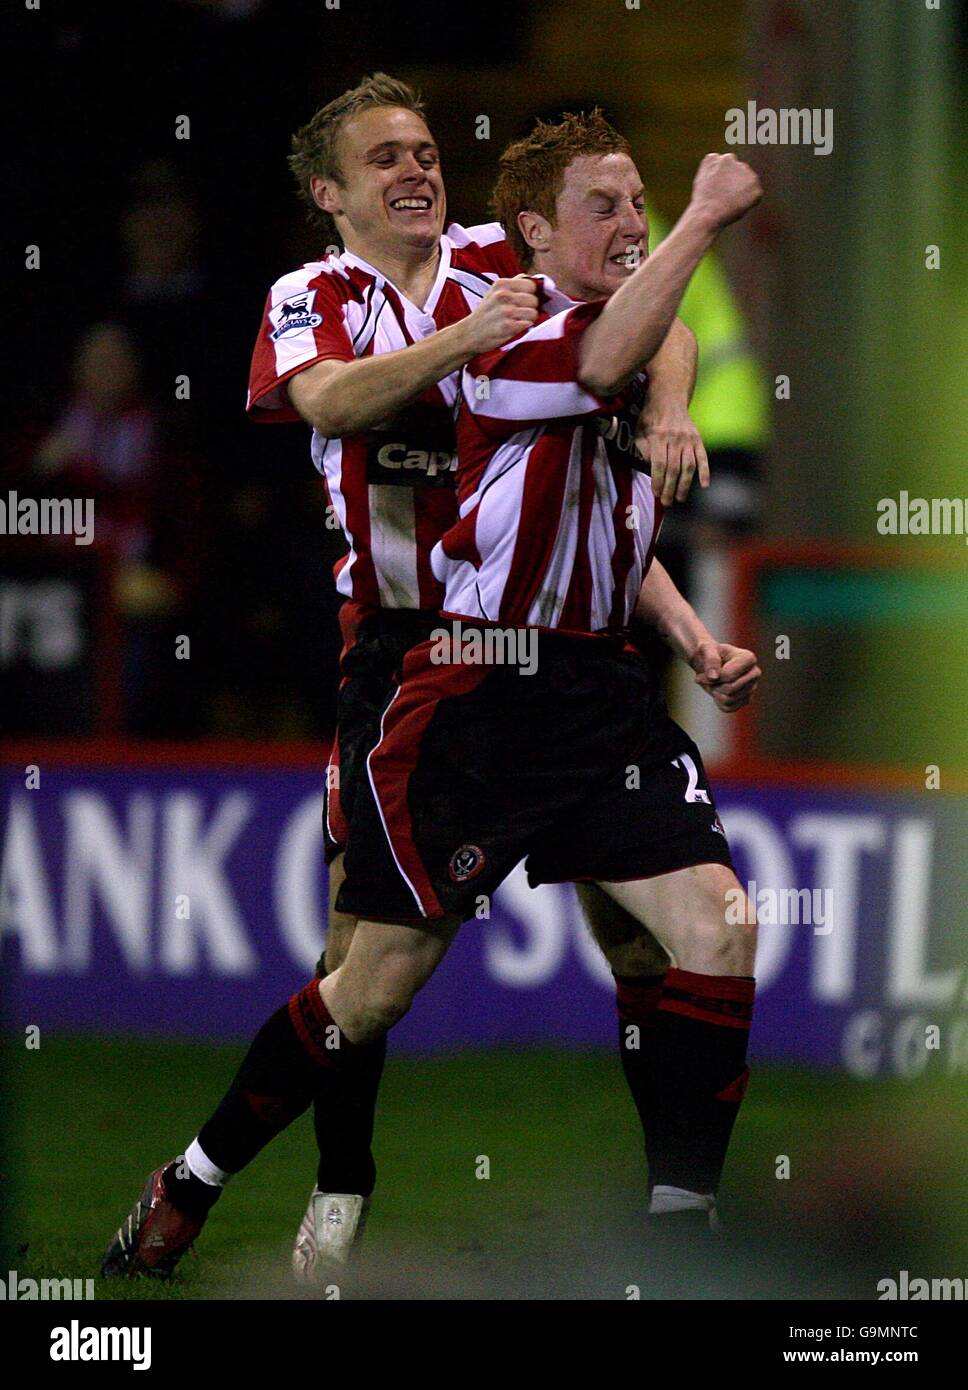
[434,278,662,637]
[246,223,519,624]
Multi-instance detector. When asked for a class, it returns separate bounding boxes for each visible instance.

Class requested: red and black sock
[311,1035,385,1196]
[185,980,382,1195]
[645,967,755,1196]
[310,960,385,1196]
[614,973,665,1179]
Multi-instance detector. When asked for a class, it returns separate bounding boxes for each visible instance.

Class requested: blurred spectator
[117,161,209,409]
[35,324,160,565]
[121,162,204,307]
[31,323,206,735]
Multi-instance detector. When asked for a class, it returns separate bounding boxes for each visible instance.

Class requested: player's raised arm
[288,276,539,436]
[578,154,761,397]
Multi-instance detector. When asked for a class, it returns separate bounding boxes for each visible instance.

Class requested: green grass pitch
[5,1037,967,1300]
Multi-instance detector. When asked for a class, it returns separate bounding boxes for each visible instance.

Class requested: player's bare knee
[677,867,758,974]
[340,978,412,1041]
[727,895,758,972]
[716,869,758,971]
[606,933,671,977]
[706,924,754,975]
[361,948,429,1031]
[358,994,410,1037]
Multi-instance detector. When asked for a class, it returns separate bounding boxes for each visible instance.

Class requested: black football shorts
[324,608,441,863]
[336,626,734,922]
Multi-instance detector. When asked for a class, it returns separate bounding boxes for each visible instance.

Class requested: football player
[101,82,757,1282]
[322,110,763,1241]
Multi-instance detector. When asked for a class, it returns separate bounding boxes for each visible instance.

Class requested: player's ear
[517,209,552,259]
[311,175,342,217]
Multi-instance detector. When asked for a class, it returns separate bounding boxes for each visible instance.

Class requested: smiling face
[313,105,446,262]
[530,152,649,301]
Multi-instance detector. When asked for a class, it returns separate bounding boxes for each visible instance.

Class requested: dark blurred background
[7,0,968,765]
[7,0,549,741]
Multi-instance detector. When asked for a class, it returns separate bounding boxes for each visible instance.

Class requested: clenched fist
[690,153,762,231]
[691,641,762,713]
[464,275,540,354]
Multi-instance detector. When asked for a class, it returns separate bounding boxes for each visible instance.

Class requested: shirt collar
[340,238,452,320]
[531,272,586,316]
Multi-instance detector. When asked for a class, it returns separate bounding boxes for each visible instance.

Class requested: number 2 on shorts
[671,752,711,804]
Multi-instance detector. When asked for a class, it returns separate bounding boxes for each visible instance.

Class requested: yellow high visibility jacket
[649,205,770,451]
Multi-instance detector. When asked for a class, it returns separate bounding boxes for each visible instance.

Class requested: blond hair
[289,73,427,240]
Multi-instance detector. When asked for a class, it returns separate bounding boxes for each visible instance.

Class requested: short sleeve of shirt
[464,225,521,277]
[246,270,356,423]
[480,239,522,279]
[463,298,614,435]
[447,221,522,279]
